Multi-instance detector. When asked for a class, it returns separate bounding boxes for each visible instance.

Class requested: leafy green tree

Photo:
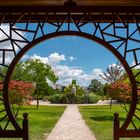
[0,66,8,81]
[121,69,140,85]
[23,59,58,109]
[133,69,140,83]
[11,59,58,109]
[0,59,58,109]
[103,83,110,98]
[88,79,104,96]
[12,62,32,82]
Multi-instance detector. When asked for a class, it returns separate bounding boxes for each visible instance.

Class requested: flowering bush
[0,80,34,105]
[0,80,34,117]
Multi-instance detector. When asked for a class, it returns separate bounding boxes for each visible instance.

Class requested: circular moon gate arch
[0,9,140,140]
[2,31,138,139]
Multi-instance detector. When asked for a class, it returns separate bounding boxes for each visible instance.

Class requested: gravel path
[46,105,96,140]
[31,99,118,106]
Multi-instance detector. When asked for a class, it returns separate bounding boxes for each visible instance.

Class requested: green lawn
[0,105,66,140]
[79,105,139,140]
[1,104,140,140]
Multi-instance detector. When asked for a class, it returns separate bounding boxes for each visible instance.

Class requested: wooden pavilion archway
[0,0,140,139]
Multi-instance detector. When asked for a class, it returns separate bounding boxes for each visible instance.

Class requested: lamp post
[71,85,76,104]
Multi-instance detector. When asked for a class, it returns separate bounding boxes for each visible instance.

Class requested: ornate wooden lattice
[0,1,140,140]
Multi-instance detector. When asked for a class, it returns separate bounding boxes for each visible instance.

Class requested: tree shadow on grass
[90,116,124,122]
[80,107,111,111]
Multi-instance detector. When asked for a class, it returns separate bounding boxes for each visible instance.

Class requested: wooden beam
[1,5,140,13]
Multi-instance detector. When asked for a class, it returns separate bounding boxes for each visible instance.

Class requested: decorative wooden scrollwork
[0,1,140,139]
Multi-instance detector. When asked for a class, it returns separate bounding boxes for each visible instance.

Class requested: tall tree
[11,62,32,82]
[23,59,58,109]
[88,79,104,96]
[99,62,123,83]
[11,59,58,109]
[0,59,58,109]
[99,62,123,108]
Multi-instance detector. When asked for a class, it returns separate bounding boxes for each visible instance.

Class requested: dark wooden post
[23,113,29,140]
[114,113,120,140]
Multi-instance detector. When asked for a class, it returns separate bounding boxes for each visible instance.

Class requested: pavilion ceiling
[0,0,140,23]
[0,0,140,6]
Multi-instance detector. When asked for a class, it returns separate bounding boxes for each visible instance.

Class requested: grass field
[1,104,140,140]
[79,105,139,140]
[0,105,66,140]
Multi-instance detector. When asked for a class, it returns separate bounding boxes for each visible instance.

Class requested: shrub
[49,92,100,104]
[63,93,88,104]
[65,93,76,104]
[88,93,99,104]
[49,94,63,103]
[75,94,83,104]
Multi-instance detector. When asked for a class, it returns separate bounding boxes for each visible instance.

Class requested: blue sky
[27,36,118,71]
[24,35,118,86]
[1,23,138,87]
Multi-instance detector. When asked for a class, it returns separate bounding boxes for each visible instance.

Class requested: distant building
[55,84,62,90]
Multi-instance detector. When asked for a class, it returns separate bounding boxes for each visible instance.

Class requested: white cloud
[48,52,65,65]
[30,54,49,64]
[26,54,109,86]
[46,78,56,89]
[91,68,106,83]
[54,65,105,86]
[49,60,103,86]
[92,68,103,76]
[29,53,65,66]
[57,78,73,86]
[53,65,83,78]
[69,56,77,61]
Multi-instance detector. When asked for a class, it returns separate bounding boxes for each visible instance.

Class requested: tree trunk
[36,91,39,109]
[110,98,113,108]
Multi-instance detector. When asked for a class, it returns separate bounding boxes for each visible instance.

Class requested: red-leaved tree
[0,80,34,117]
[107,82,132,101]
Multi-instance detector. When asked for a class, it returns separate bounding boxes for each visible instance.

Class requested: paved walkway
[46,105,96,140]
